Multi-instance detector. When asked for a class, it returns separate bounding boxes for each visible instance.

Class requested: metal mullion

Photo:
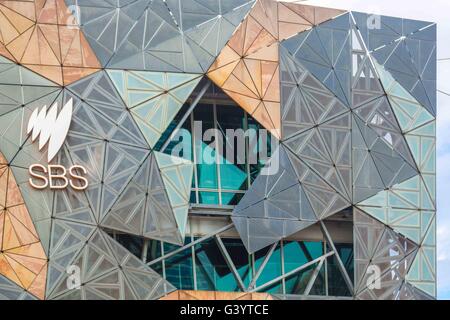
[250,252,335,293]
[141,239,149,262]
[244,112,251,189]
[320,221,354,295]
[160,80,210,153]
[281,240,286,295]
[191,113,200,204]
[213,103,222,205]
[214,235,246,292]
[324,241,329,296]
[303,258,325,296]
[248,242,278,290]
[196,188,245,193]
[190,232,197,290]
[148,224,234,266]
[161,241,166,280]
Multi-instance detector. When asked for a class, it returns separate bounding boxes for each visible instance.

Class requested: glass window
[164,239,195,290]
[255,244,282,289]
[327,243,354,297]
[283,241,324,273]
[284,264,317,295]
[194,238,243,292]
[154,82,273,206]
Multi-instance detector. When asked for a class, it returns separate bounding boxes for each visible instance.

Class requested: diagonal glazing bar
[303,257,325,296]
[147,223,234,266]
[160,80,211,152]
[320,221,354,295]
[248,242,278,290]
[250,252,335,293]
[215,235,247,292]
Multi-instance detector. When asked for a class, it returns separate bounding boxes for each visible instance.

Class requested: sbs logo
[27,98,88,191]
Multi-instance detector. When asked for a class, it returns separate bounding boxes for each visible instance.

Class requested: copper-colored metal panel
[245,28,276,57]
[243,58,262,96]
[161,290,275,300]
[4,252,46,275]
[19,27,41,64]
[214,292,238,300]
[207,0,283,141]
[27,264,47,300]
[250,0,278,39]
[62,66,99,85]
[0,168,7,207]
[7,242,47,259]
[1,0,101,86]
[0,153,7,165]
[246,42,278,62]
[36,0,58,24]
[6,26,34,61]
[38,24,62,62]
[0,210,4,249]
[56,0,76,26]
[222,74,259,100]
[253,102,281,139]
[282,2,315,24]
[224,90,261,115]
[0,1,35,21]
[314,6,346,25]
[60,27,83,66]
[0,154,48,299]
[278,22,311,41]
[278,3,311,25]
[159,291,180,300]
[235,293,253,300]
[207,58,239,87]
[252,102,273,126]
[0,4,34,34]
[7,212,39,246]
[0,10,21,45]
[228,19,247,56]
[0,43,15,61]
[242,16,264,56]
[264,101,281,134]
[8,205,38,238]
[6,170,24,207]
[261,61,279,100]
[0,255,22,286]
[188,290,217,300]
[232,60,259,97]
[1,213,21,250]
[79,32,101,68]
[3,254,36,288]
[25,64,63,84]
[208,45,240,72]
[178,291,203,300]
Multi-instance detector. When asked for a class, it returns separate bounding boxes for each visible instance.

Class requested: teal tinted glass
[195,238,243,291]
[164,239,195,290]
[283,241,324,273]
[284,263,317,294]
[255,244,282,288]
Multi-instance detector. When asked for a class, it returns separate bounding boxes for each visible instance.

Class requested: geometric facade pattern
[161,290,274,300]
[0,0,437,300]
[0,153,47,300]
[0,0,101,85]
[107,70,202,148]
[207,0,345,139]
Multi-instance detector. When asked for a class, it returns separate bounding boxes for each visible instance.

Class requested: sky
[284,0,450,299]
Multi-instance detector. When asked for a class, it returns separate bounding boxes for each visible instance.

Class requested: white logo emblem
[27,98,73,162]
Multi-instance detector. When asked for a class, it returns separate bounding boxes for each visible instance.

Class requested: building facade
[0,0,436,300]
